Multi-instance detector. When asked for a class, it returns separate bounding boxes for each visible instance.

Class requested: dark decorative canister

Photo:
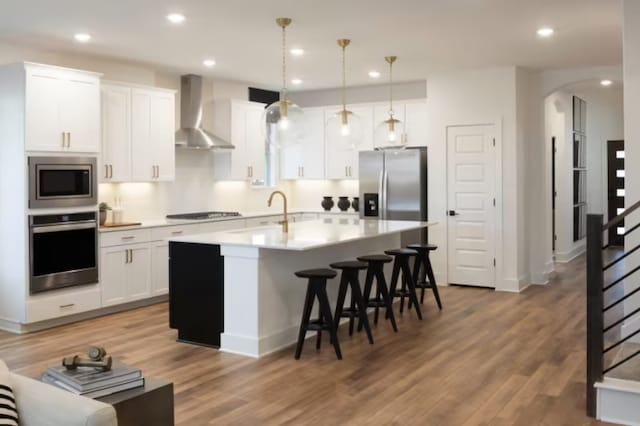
[351,197,359,212]
[321,196,334,211]
[337,196,351,212]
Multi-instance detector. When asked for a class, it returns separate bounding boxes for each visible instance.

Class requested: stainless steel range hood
[175,74,234,150]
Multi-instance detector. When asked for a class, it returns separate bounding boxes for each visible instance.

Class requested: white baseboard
[497,275,530,293]
[0,296,168,334]
[597,378,640,425]
[556,243,586,263]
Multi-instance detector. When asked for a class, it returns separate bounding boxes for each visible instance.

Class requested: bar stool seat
[357,254,398,332]
[293,268,341,360]
[295,269,339,279]
[330,260,374,345]
[407,244,443,310]
[384,249,423,320]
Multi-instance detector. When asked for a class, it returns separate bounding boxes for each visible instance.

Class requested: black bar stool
[357,254,398,332]
[407,243,443,310]
[384,249,423,320]
[293,268,342,360]
[330,261,374,345]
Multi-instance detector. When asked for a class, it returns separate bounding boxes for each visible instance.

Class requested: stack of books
[41,361,144,398]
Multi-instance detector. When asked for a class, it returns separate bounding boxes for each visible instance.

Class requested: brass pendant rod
[276,18,292,101]
[385,56,397,119]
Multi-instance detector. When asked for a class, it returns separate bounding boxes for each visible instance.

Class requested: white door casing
[447,125,497,287]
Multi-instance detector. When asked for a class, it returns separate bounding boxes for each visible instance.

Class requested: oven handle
[32,222,96,234]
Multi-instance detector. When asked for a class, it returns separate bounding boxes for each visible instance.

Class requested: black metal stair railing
[586,199,640,418]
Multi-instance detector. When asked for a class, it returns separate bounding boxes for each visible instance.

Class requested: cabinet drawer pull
[105,165,109,179]
[67,132,71,147]
[59,303,75,309]
[62,132,66,148]
[121,236,135,240]
[171,230,183,235]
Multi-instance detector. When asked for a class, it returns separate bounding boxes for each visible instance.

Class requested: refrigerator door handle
[378,171,384,219]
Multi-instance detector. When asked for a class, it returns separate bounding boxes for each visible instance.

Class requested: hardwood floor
[0,256,615,425]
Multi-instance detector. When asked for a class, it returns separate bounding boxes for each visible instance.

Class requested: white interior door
[447,125,496,287]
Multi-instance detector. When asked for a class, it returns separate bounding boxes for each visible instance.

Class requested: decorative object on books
[0,359,19,426]
[321,196,334,211]
[43,356,144,400]
[337,196,351,212]
[63,346,112,371]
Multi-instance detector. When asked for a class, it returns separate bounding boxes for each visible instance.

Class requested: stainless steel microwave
[28,156,98,209]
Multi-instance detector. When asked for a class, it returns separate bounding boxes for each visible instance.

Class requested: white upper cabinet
[280,108,325,179]
[403,101,428,147]
[213,100,267,181]
[101,84,131,182]
[130,88,176,182]
[25,64,100,153]
[373,100,427,147]
[325,104,374,180]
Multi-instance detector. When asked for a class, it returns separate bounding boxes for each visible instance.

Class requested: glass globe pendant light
[263,17,304,148]
[325,39,363,150]
[374,56,406,149]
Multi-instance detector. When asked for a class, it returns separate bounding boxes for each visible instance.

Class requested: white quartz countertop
[168,218,435,251]
[99,210,358,233]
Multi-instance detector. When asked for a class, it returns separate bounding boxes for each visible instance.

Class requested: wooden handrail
[603,199,640,231]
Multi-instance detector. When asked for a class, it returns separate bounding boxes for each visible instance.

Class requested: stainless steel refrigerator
[359,147,428,245]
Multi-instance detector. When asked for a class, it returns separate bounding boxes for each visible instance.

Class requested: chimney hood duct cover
[175,74,234,149]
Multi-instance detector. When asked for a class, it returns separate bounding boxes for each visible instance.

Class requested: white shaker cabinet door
[101,84,132,182]
[151,242,169,296]
[126,245,152,301]
[25,72,64,152]
[130,90,155,181]
[100,246,128,307]
[62,78,100,153]
[150,92,176,181]
[404,102,428,147]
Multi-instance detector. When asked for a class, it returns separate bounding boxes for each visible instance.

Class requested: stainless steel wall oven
[29,212,98,294]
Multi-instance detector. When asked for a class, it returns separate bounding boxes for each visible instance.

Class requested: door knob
[448,210,460,216]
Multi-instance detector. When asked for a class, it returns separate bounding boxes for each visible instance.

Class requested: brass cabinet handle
[105,164,109,179]
[109,165,113,179]
[156,165,160,178]
[62,132,66,148]
[59,303,75,309]
[121,236,135,241]
[130,249,133,263]
[67,132,71,147]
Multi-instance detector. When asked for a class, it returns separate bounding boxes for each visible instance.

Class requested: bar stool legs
[408,244,443,310]
[358,255,398,333]
[385,249,423,320]
[332,264,374,345]
[294,270,342,360]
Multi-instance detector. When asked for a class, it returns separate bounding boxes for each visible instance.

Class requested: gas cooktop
[166,211,242,220]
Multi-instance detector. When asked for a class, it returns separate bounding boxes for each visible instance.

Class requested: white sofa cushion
[0,360,18,426]
[10,373,117,426]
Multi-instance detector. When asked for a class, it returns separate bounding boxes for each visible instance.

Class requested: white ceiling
[0,0,623,90]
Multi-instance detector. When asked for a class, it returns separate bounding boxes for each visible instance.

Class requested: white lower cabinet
[100,242,151,306]
[150,242,169,296]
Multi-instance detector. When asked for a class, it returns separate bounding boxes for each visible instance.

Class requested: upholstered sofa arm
[10,372,117,426]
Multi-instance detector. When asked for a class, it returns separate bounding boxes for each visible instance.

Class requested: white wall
[622,0,640,336]
[290,80,427,108]
[424,67,525,291]
[544,87,624,263]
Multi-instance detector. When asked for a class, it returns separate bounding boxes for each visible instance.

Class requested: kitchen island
[168,217,434,358]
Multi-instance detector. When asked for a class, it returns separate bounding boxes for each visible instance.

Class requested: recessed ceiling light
[601,79,613,87]
[203,59,216,67]
[167,13,185,24]
[368,70,381,79]
[74,33,91,43]
[537,27,554,37]
[291,78,302,85]
[290,48,305,57]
